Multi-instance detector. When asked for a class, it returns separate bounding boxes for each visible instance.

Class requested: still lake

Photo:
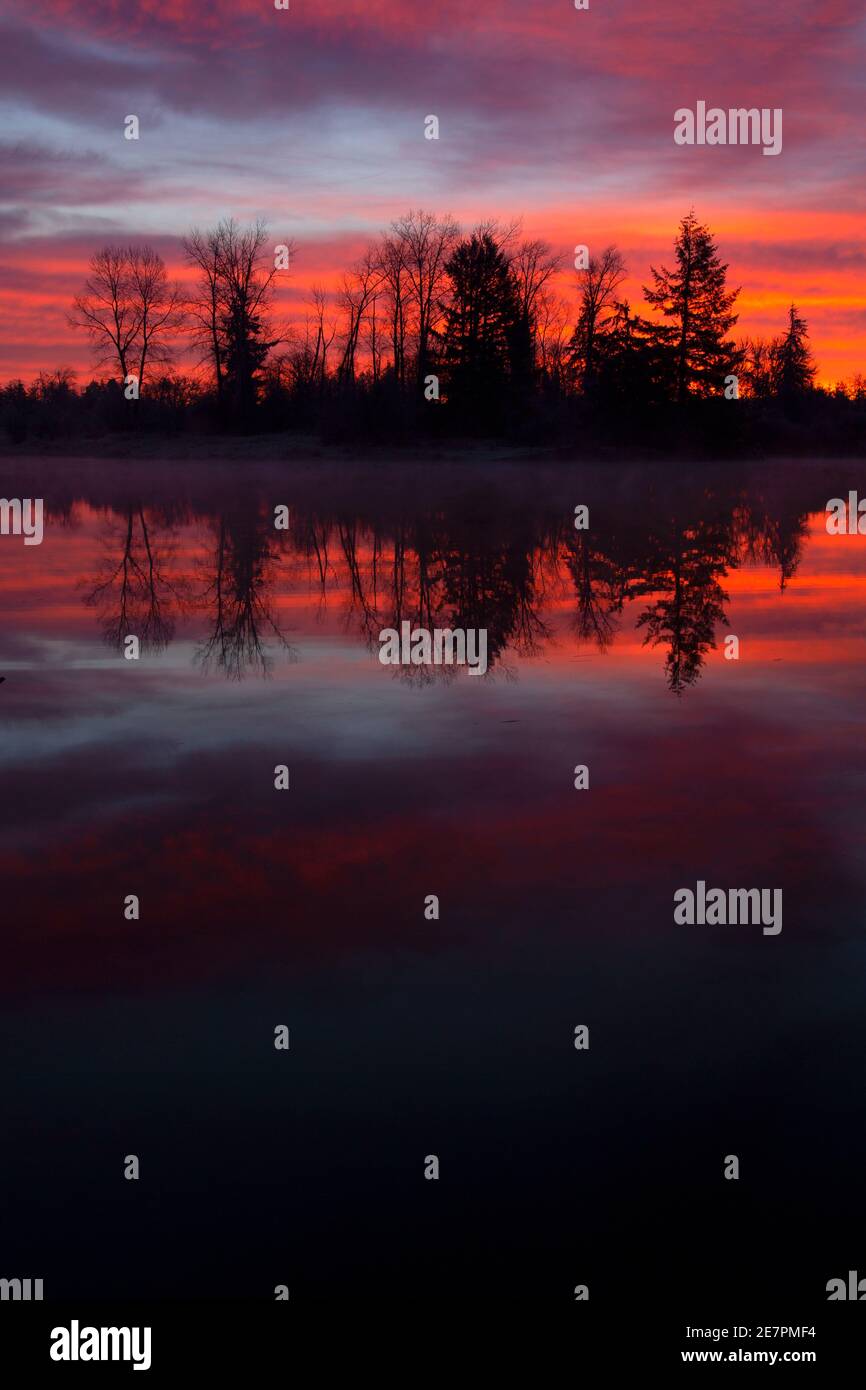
[2,454,865,1304]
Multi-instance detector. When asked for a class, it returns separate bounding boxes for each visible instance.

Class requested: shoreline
[0,432,864,467]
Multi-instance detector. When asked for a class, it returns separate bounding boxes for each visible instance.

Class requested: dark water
[2,455,866,1307]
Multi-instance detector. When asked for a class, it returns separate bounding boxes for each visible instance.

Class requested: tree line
[3,209,865,451]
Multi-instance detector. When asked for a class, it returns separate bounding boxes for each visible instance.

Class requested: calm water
[2,455,866,1306]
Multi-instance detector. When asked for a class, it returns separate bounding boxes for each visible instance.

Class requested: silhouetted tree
[773,304,816,400]
[28,368,78,439]
[570,245,626,391]
[183,224,229,406]
[183,218,290,429]
[591,300,667,409]
[740,337,777,398]
[377,232,413,388]
[219,221,287,428]
[510,238,566,374]
[535,289,572,388]
[1,379,29,443]
[336,246,384,385]
[392,209,461,390]
[643,212,740,400]
[70,245,183,393]
[438,231,525,429]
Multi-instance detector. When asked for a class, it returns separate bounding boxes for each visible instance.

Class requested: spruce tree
[772,304,816,398]
[643,211,740,401]
[438,231,523,429]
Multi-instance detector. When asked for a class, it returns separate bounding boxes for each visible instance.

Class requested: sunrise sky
[1,0,864,384]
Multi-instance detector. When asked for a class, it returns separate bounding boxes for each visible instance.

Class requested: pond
[1,454,865,1304]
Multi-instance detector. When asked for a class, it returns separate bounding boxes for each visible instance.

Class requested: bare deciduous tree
[510,237,566,370]
[69,245,183,391]
[377,233,413,386]
[182,225,227,401]
[535,288,572,386]
[309,286,337,386]
[391,209,460,387]
[337,246,384,384]
[571,245,626,388]
[511,239,565,323]
[183,218,294,424]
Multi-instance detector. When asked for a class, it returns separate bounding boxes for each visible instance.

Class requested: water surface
[2,455,865,1305]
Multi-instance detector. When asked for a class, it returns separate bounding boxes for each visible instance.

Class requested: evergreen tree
[772,304,816,399]
[643,211,740,400]
[221,299,275,428]
[184,219,284,431]
[592,300,668,408]
[438,231,524,429]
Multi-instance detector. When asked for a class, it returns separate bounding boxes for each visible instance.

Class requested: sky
[1,0,865,384]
